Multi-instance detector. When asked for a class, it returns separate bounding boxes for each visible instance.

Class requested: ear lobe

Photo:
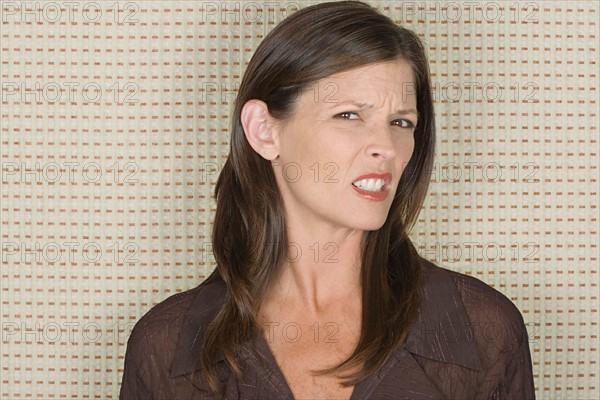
[240,99,280,161]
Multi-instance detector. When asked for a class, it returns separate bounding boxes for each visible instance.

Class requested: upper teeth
[353,178,385,192]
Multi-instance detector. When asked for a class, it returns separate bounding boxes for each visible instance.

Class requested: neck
[267,222,364,315]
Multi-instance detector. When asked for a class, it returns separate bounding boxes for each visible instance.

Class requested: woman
[120,1,535,399]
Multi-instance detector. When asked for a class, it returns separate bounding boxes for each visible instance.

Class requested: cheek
[397,137,416,172]
[400,135,416,157]
[408,138,416,157]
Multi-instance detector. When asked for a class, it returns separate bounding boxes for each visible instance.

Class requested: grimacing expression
[271,59,417,232]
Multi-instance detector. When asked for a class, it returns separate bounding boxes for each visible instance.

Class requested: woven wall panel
[1,1,597,398]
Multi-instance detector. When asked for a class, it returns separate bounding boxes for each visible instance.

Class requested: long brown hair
[201,0,436,393]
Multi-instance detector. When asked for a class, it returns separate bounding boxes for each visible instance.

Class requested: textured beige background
[1,0,598,399]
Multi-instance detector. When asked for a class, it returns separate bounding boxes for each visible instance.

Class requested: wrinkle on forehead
[305,59,417,114]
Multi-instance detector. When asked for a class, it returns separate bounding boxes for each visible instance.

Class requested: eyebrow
[329,101,420,119]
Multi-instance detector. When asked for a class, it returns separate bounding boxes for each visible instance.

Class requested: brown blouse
[119,259,535,399]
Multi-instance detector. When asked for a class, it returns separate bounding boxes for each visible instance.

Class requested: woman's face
[272,59,417,232]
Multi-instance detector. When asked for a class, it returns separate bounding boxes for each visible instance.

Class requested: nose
[366,123,397,160]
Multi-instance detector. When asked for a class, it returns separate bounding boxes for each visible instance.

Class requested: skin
[241,59,418,398]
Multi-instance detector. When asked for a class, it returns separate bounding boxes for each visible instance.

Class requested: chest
[261,320,361,400]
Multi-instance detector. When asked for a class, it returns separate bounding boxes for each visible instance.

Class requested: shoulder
[127,276,226,346]
[126,285,201,348]
[122,284,203,378]
[403,259,535,398]
[436,262,526,335]
[123,275,227,369]
[420,259,529,364]
[120,275,227,397]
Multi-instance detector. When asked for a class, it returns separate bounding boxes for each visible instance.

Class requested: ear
[240,99,280,161]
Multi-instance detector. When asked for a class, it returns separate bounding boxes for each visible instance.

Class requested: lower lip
[352,185,389,201]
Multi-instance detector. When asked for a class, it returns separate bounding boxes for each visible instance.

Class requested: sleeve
[488,324,536,400]
[119,325,154,400]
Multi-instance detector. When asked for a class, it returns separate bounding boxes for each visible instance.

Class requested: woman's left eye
[335,111,360,120]
[391,119,415,129]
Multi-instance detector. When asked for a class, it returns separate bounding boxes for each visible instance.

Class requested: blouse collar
[168,258,482,379]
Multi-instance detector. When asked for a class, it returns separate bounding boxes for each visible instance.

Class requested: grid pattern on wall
[1,1,598,399]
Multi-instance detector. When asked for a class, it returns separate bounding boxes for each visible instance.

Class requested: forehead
[306,59,416,107]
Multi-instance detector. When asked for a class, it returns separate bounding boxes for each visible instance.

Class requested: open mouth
[351,178,386,192]
[351,173,392,201]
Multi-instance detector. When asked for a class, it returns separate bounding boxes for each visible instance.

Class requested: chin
[352,216,388,232]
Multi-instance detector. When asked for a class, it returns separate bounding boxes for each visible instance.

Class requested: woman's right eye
[335,111,360,120]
